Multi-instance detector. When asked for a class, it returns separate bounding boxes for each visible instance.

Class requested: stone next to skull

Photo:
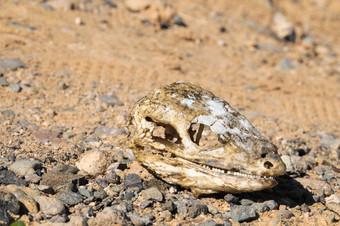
[127,81,286,196]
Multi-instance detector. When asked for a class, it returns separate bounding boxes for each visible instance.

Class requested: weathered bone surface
[127,81,286,195]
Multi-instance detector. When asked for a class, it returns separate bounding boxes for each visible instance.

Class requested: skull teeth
[202,164,274,179]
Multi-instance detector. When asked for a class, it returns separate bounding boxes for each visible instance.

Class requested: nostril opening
[261,153,267,158]
[264,161,273,169]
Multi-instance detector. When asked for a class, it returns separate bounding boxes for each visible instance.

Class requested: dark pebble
[124,173,143,189]
[9,83,21,93]
[57,191,83,206]
[230,204,257,222]
[224,194,239,204]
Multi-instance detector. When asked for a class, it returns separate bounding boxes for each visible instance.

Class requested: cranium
[127,82,286,195]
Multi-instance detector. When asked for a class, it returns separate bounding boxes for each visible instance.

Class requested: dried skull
[127,81,286,195]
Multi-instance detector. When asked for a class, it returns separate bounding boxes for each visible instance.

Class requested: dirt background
[0,0,340,225]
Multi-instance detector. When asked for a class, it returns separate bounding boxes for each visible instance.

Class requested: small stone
[41,165,86,192]
[207,204,219,215]
[277,209,294,219]
[224,194,239,204]
[240,199,254,206]
[94,189,107,201]
[49,215,68,223]
[76,150,111,176]
[174,200,187,214]
[124,0,150,12]
[124,173,143,189]
[1,110,15,116]
[327,202,340,215]
[128,214,151,226]
[279,57,294,70]
[264,200,279,210]
[272,12,295,42]
[95,178,109,188]
[0,169,26,186]
[79,189,93,198]
[140,187,163,202]
[57,191,83,206]
[34,196,66,216]
[33,129,63,143]
[9,83,21,93]
[162,200,176,212]
[59,81,69,90]
[300,203,310,212]
[315,165,332,175]
[25,173,41,183]
[326,194,340,204]
[0,192,20,215]
[37,185,54,194]
[230,205,257,222]
[141,200,153,209]
[124,190,135,201]
[197,219,219,226]
[217,39,227,46]
[223,218,232,226]
[88,207,129,225]
[9,159,42,178]
[251,203,269,212]
[0,78,9,86]
[188,200,208,218]
[98,93,123,106]
[105,171,120,184]
[0,58,26,72]
[173,15,186,27]
[94,126,126,137]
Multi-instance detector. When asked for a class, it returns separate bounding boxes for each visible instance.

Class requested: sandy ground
[0,0,340,225]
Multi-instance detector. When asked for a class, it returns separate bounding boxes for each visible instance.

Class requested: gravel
[34,196,66,216]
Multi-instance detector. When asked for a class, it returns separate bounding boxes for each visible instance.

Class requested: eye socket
[188,123,227,148]
[145,117,153,122]
[146,117,181,144]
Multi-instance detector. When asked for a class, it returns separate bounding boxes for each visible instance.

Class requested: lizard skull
[127,82,286,195]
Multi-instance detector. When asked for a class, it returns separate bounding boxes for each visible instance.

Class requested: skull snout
[261,153,286,176]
